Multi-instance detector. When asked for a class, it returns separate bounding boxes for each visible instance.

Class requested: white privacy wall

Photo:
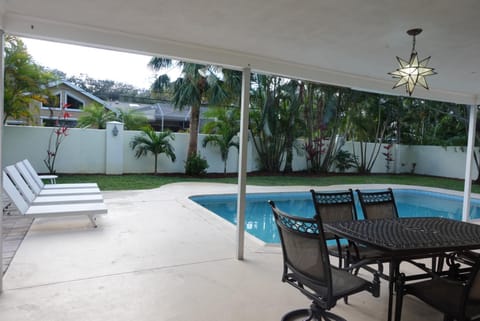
[2,124,477,179]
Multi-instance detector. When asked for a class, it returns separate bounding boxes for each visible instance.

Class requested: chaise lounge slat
[27,194,104,205]
[24,202,108,217]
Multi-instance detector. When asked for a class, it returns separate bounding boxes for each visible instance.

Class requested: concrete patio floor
[0,183,448,321]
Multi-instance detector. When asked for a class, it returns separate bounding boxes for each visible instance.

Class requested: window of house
[66,94,84,109]
[42,118,78,128]
[44,93,61,108]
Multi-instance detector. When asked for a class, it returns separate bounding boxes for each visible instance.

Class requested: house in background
[8,79,207,132]
[26,80,108,127]
[106,101,192,132]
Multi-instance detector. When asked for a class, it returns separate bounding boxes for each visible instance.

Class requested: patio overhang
[0,0,478,105]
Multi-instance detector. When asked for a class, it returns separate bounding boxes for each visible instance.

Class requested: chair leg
[88,215,97,228]
[310,303,347,321]
[281,308,313,321]
[282,304,348,321]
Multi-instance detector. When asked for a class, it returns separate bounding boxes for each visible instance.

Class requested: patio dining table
[324,217,480,321]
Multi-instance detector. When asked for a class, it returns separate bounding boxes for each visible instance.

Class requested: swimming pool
[190,189,480,243]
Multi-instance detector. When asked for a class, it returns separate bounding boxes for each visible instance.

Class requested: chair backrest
[269,200,334,304]
[15,161,43,195]
[21,159,45,189]
[310,189,357,240]
[3,165,36,203]
[356,188,399,219]
[2,172,29,214]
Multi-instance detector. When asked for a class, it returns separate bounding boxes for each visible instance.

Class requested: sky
[21,37,175,90]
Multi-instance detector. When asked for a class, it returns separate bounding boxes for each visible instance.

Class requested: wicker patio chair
[310,189,386,272]
[269,200,380,321]
[355,188,399,220]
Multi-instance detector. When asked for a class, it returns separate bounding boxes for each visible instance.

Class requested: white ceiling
[1,0,479,104]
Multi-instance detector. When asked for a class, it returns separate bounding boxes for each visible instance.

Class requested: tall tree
[4,35,56,123]
[302,84,351,173]
[148,58,240,157]
[342,92,393,173]
[249,74,285,172]
[279,80,306,173]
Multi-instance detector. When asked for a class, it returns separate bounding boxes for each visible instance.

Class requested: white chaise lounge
[3,172,107,227]
[21,159,98,189]
[4,166,104,206]
[15,162,100,197]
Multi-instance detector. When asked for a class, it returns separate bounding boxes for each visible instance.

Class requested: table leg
[387,259,400,321]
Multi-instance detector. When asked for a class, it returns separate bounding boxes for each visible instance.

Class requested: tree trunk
[284,134,294,173]
[188,104,200,157]
[154,154,158,174]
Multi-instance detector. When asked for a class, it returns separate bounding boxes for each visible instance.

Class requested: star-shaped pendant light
[389,28,437,96]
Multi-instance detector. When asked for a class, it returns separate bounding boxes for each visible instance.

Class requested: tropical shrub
[185,153,209,176]
[130,126,176,174]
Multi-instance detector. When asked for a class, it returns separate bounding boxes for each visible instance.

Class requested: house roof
[106,101,190,122]
[2,0,479,105]
[49,80,106,106]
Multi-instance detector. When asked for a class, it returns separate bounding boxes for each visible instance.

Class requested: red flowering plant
[382,144,394,173]
[44,103,71,174]
[303,137,325,172]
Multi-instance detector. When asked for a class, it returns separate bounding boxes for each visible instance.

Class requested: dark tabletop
[324,217,480,257]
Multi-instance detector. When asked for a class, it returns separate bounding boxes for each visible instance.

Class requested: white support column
[105,121,124,175]
[0,29,5,294]
[236,66,251,260]
[462,104,477,222]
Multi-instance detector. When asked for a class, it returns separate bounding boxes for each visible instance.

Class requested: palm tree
[130,126,176,174]
[148,58,241,158]
[77,103,116,129]
[202,107,240,174]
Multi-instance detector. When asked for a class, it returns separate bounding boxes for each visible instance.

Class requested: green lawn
[55,173,480,194]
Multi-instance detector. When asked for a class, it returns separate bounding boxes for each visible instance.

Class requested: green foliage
[149,58,242,158]
[4,35,56,123]
[202,107,240,174]
[77,103,116,129]
[66,74,147,101]
[130,126,176,174]
[302,85,350,173]
[333,150,356,172]
[249,75,306,173]
[342,92,394,173]
[114,108,149,130]
[185,153,209,176]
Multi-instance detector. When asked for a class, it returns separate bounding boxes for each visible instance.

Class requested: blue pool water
[190,189,480,243]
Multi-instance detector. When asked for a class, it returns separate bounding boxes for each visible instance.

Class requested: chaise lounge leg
[88,215,97,228]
